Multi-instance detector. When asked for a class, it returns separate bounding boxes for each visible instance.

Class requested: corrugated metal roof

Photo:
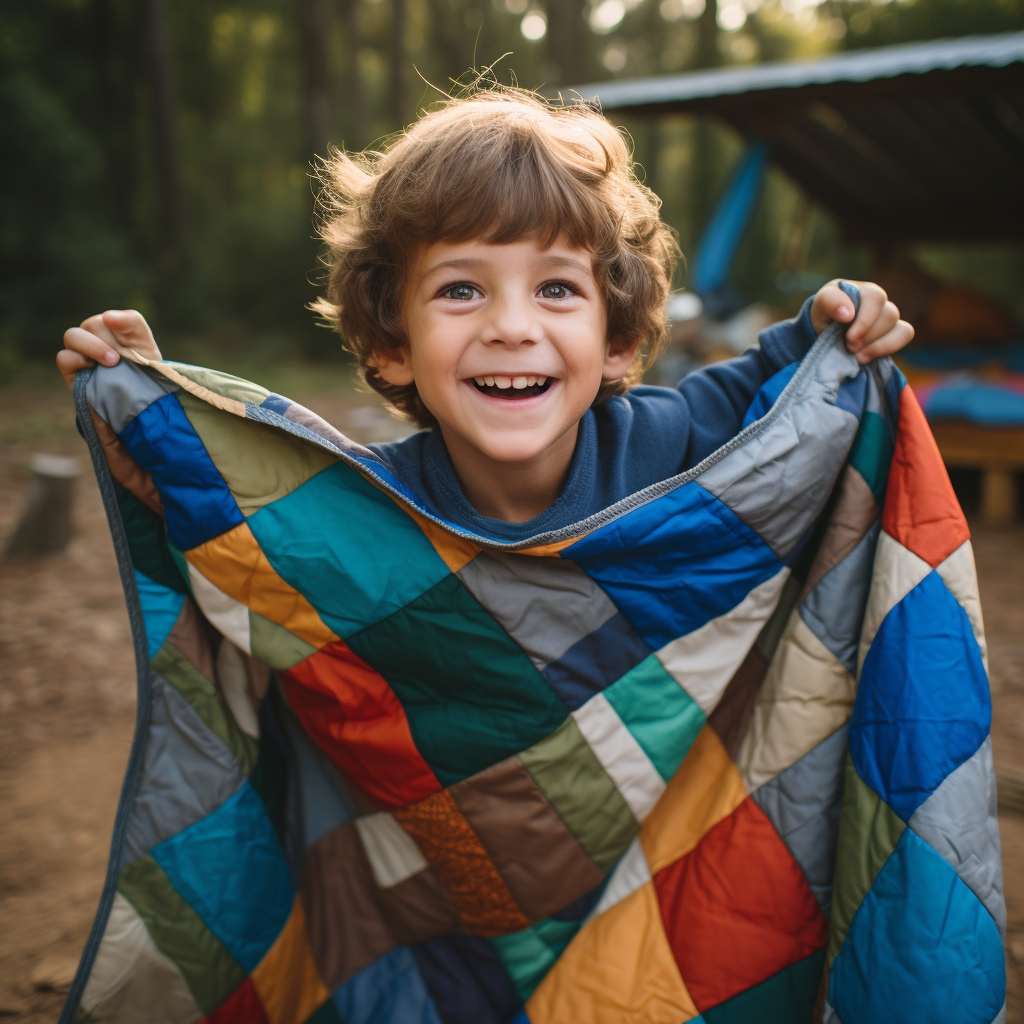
[571,32,1024,242]
[575,31,1024,110]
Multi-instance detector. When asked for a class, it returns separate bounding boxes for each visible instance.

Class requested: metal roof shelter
[574,32,1024,243]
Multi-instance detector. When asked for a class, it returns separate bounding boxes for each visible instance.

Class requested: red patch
[281,641,441,809]
[201,978,269,1024]
[882,385,969,568]
[653,797,827,1012]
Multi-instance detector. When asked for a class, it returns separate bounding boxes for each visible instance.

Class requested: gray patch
[752,724,849,914]
[909,737,1006,936]
[800,521,881,674]
[122,675,246,864]
[991,1002,1007,1024]
[457,551,620,670]
[697,344,862,558]
[85,359,179,434]
[821,999,843,1024]
[280,708,356,847]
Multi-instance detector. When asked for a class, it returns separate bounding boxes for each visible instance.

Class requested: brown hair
[312,86,680,428]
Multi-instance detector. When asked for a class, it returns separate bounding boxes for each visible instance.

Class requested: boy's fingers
[101,309,161,359]
[845,283,887,348]
[64,326,120,366]
[855,320,915,364]
[79,313,119,348]
[857,301,901,348]
[56,348,98,390]
[810,282,856,334]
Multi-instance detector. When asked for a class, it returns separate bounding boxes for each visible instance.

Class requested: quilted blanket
[62,321,1006,1024]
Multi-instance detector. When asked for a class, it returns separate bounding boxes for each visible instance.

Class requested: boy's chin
[469,429,569,466]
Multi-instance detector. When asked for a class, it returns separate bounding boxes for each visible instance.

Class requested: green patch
[177,390,337,517]
[249,609,317,669]
[489,917,581,1001]
[119,854,246,1013]
[113,482,188,594]
[302,998,347,1023]
[519,717,637,872]
[702,948,825,1023]
[827,755,905,965]
[166,541,193,596]
[249,711,290,846]
[604,655,705,782]
[754,573,801,663]
[346,574,568,786]
[152,643,258,773]
[848,411,893,506]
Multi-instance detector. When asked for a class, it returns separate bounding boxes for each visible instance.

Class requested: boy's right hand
[57,310,163,390]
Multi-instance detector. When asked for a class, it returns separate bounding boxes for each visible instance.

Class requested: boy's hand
[57,309,163,390]
[810,280,914,364]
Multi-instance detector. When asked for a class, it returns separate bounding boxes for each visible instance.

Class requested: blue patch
[150,781,294,972]
[850,570,990,822]
[332,947,444,1024]
[410,934,523,1024]
[835,370,867,418]
[829,828,1005,1023]
[118,393,244,551]
[741,362,798,429]
[260,393,293,416]
[135,569,185,659]
[925,383,1024,427]
[541,613,653,710]
[247,461,451,638]
[562,482,782,650]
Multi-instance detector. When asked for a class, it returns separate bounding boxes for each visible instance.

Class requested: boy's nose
[482,297,543,346]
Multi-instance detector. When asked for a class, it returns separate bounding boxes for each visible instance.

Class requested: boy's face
[378,236,637,469]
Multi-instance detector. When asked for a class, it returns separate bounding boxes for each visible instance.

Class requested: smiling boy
[60,90,911,537]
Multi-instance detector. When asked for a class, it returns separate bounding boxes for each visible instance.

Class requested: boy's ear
[602,335,641,380]
[371,346,415,387]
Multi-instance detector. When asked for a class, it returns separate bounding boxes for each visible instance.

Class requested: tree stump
[4,454,80,558]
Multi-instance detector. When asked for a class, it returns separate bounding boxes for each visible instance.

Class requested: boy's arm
[678,280,912,467]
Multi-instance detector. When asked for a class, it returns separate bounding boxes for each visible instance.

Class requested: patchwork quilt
[62,322,1006,1024]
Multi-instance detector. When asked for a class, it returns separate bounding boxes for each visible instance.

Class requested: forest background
[3,0,1024,375]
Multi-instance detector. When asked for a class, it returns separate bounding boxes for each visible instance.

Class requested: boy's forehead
[412,236,595,282]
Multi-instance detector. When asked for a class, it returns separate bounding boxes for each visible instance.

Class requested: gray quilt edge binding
[59,369,157,1024]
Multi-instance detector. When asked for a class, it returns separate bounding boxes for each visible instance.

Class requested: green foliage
[1,0,1021,369]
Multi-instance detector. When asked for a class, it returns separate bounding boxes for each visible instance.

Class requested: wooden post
[981,468,1017,528]
[4,455,80,558]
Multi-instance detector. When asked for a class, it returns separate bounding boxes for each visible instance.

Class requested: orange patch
[402,506,481,573]
[393,789,531,935]
[185,522,338,649]
[882,385,970,568]
[526,883,700,1024]
[250,898,330,1024]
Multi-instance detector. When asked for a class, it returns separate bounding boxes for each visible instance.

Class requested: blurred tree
[547,0,590,86]
[297,0,334,156]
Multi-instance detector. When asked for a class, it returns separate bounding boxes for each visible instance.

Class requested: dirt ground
[1,376,1022,1022]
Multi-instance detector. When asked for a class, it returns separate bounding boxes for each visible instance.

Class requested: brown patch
[799,465,878,601]
[88,406,163,515]
[301,821,460,990]
[451,756,604,921]
[166,599,217,683]
[708,648,769,759]
[393,789,531,935]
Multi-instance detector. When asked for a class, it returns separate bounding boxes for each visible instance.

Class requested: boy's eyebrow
[419,253,592,282]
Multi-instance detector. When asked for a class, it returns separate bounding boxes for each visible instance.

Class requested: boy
[60,89,912,534]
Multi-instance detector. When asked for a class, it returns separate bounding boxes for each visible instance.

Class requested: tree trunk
[546,0,589,88]
[343,0,367,147]
[695,0,720,69]
[140,0,187,272]
[297,0,334,158]
[389,0,406,128]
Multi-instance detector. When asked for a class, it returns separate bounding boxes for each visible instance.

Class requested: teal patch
[848,412,893,505]
[489,917,582,1001]
[702,948,825,1023]
[604,655,706,782]
[114,482,189,594]
[248,461,451,638]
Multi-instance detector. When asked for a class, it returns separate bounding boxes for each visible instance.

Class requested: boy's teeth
[484,375,495,387]
[474,377,485,386]
[494,376,512,389]
[527,375,537,386]
[512,376,528,389]
[537,376,547,385]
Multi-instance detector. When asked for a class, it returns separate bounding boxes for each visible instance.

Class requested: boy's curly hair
[311,86,681,428]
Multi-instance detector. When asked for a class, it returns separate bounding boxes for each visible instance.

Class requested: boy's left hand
[811,280,914,364]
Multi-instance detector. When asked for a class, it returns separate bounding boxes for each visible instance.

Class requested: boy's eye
[443,283,479,301]
[540,282,575,300]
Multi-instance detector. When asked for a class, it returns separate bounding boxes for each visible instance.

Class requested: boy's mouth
[471,375,552,399]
